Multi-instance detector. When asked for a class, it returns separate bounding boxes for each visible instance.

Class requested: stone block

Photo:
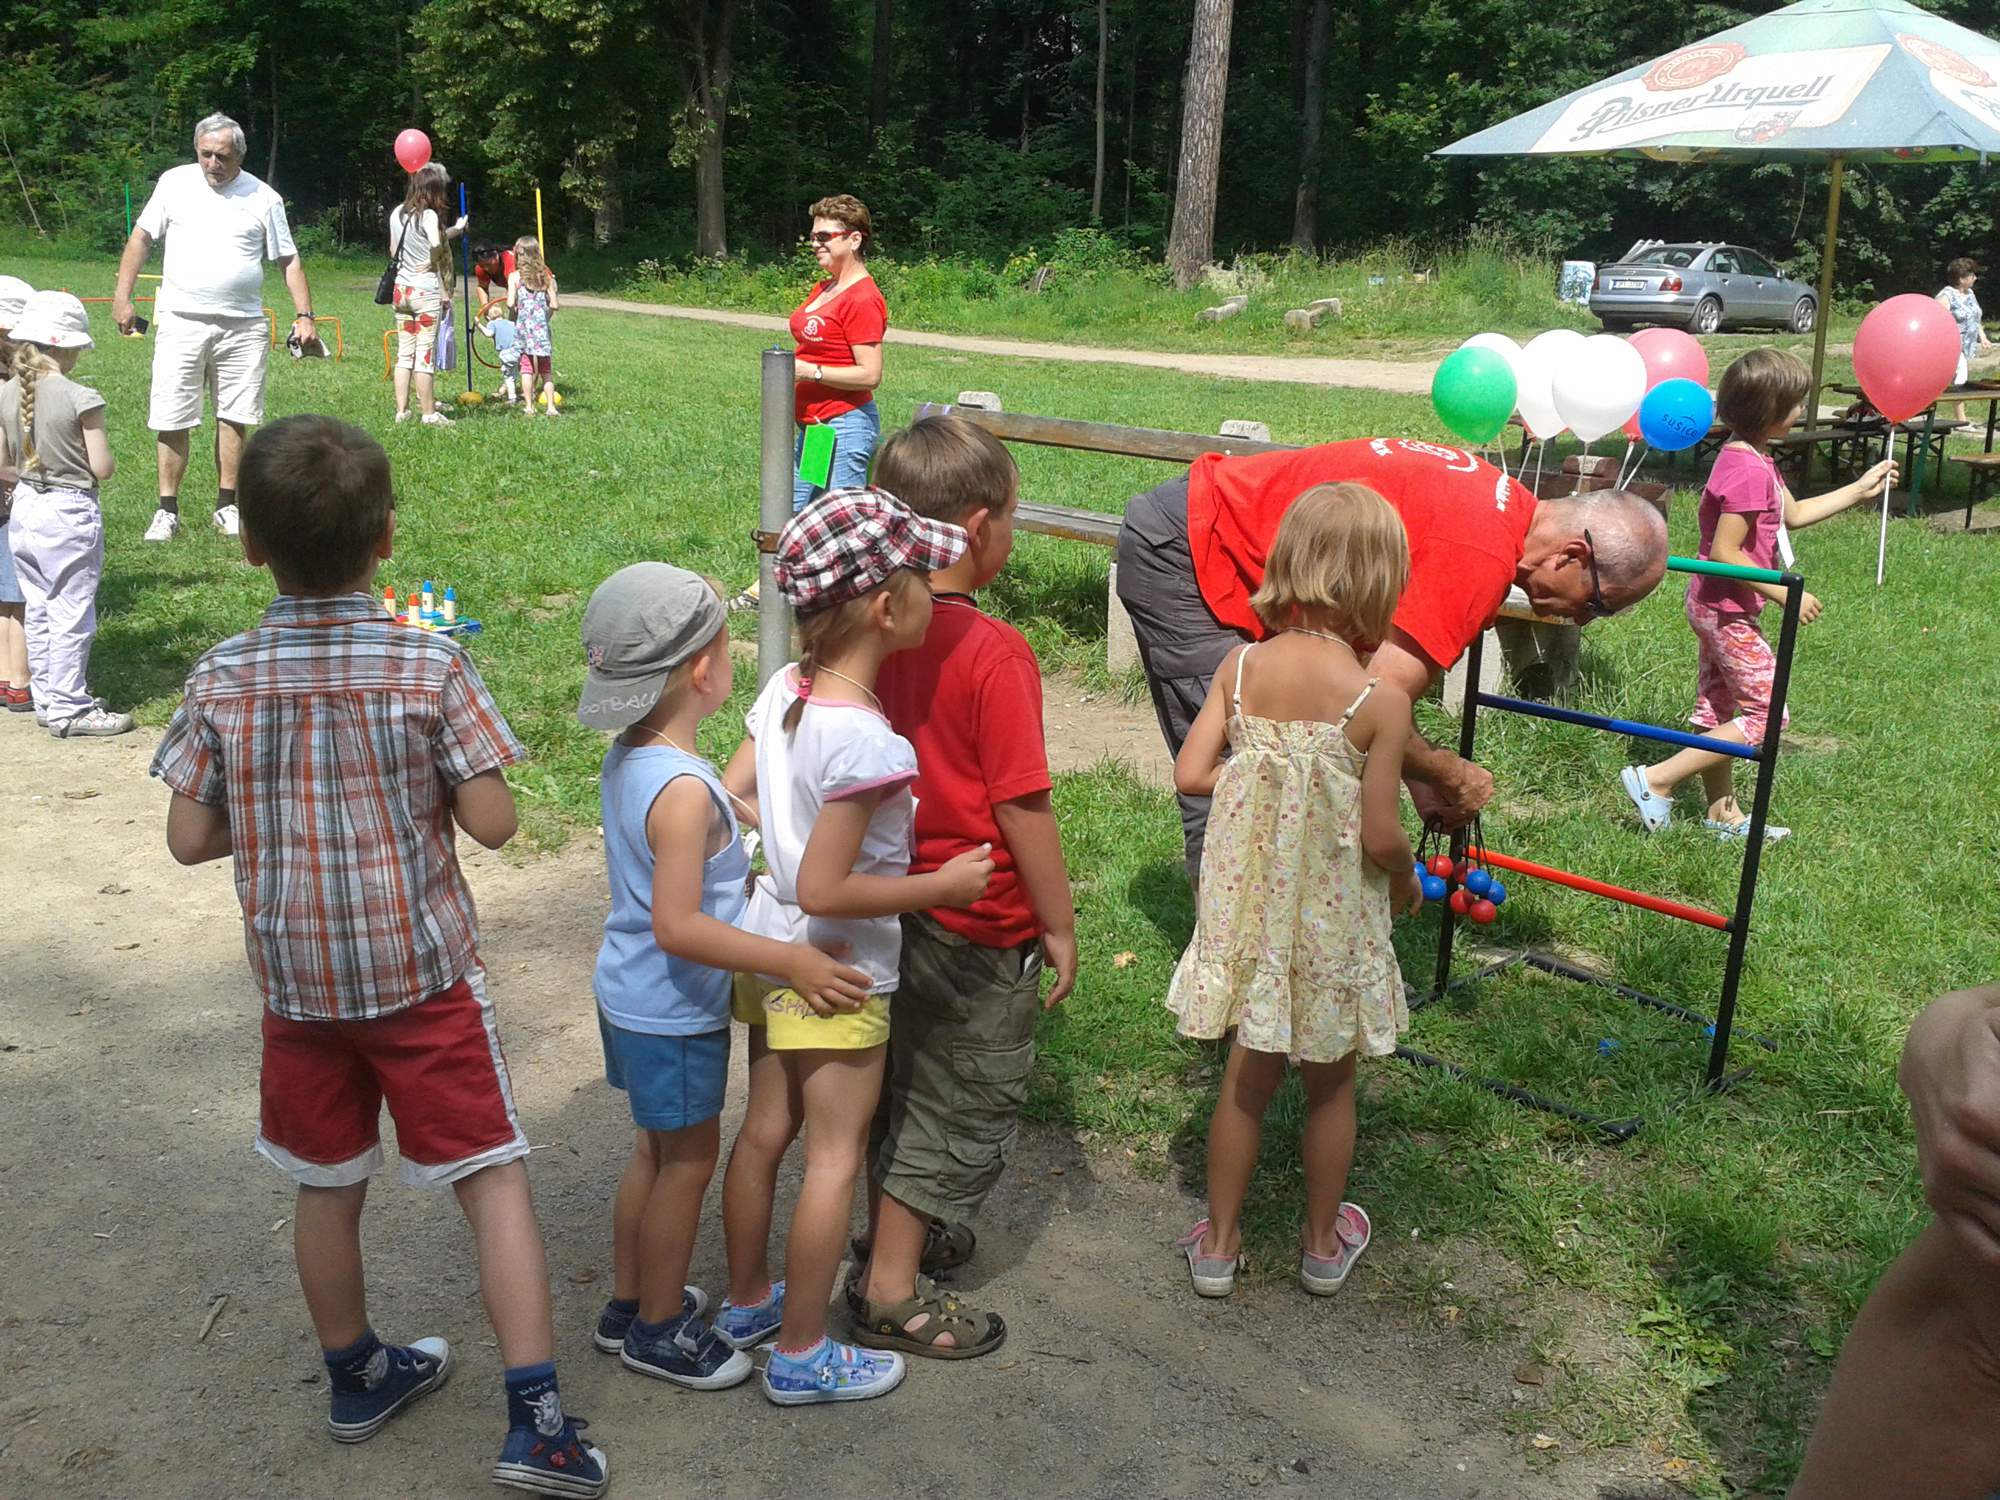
[1219,419,1272,442]
[1494,617,1581,702]
[1283,307,1327,331]
[1308,297,1343,317]
[1442,626,1503,709]
[954,390,1002,411]
[1197,294,1250,325]
[1106,563,1140,677]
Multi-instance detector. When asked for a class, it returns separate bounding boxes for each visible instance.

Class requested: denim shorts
[792,401,881,512]
[598,1012,731,1132]
[0,525,20,605]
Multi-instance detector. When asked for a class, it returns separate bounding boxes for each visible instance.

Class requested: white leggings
[7,481,104,721]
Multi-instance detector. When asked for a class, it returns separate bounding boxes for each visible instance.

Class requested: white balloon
[1516,329,1584,442]
[1552,334,1648,444]
[1459,332,1525,391]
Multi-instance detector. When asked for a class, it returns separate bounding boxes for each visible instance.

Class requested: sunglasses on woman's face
[808,229,853,245]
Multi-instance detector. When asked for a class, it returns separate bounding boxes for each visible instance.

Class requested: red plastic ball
[1469,898,1499,925]
[1448,888,1473,915]
[1453,859,1471,881]
[1427,855,1455,878]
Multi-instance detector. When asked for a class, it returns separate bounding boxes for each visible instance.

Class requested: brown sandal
[849,1217,977,1276]
[850,1274,1006,1361]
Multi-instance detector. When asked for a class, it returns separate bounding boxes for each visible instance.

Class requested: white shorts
[148,311,269,433]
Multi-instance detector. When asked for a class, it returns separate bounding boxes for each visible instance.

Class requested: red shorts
[523,354,551,376]
[256,965,528,1189]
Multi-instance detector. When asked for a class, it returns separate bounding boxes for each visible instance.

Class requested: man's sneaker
[142,508,181,542]
[493,1415,607,1498]
[619,1313,753,1390]
[762,1336,905,1406]
[50,707,135,739]
[592,1287,706,1353]
[327,1336,452,1443]
[715,1280,785,1349]
[212,504,240,537]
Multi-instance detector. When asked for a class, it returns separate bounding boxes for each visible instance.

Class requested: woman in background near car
[1937,257,1990,426]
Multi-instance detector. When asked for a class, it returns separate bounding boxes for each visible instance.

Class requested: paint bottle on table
[422,580,435,618]
[407,592,422,628]
[384,586,398,619]
[442,585,457,625]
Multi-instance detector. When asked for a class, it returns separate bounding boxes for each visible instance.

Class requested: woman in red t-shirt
[789,194,886,511]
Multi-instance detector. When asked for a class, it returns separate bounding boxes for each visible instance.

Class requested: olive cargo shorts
[870,912,1044,1221]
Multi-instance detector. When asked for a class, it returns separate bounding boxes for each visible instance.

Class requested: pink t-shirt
[1687,444,1782,617]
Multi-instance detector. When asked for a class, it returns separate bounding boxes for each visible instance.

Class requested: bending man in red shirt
[1114,437,1669,881]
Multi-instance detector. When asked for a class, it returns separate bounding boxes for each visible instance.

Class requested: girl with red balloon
[387,133,467,427]
[1618,348,1895,844]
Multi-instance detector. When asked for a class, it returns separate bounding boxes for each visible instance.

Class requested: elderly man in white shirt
[111,112,319,542]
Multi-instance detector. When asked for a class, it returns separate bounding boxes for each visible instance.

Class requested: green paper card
[798,424,837,488]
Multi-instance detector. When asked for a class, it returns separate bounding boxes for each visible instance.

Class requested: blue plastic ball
[1413,859,1427,879]
[1420,874,1448,902]
[1487,880,1506,905]
[1464,869,1493,897]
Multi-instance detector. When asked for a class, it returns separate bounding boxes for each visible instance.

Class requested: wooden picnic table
[1823,383,1998,514]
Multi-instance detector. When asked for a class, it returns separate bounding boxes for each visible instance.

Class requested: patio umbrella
[1437,0,2000,400]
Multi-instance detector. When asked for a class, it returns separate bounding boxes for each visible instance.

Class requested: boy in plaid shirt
[151,415,606,1498]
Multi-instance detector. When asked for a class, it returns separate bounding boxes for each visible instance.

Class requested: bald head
[1518,490,1670,623]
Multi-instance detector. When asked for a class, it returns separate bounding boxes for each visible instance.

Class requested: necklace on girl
[810,664,882,713]
[1285,626,1355,652]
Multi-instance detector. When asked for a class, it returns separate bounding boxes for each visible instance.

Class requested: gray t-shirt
[0,372,108,492]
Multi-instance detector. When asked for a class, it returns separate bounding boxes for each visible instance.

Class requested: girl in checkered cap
[719,487,995,1406]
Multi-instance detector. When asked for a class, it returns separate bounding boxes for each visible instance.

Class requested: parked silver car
[1589,241,1817,335]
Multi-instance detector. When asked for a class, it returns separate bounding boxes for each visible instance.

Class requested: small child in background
[1618,347,1895,842]
[507,237,560,415]
[481,311,521,404]
[151,414,605,1498]
[718,488,993,1406]
[0,291,129,736]
[0,275,34,710]
[578,562,873,1391]
[1167,483,1421,1300]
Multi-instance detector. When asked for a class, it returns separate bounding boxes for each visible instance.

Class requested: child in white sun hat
[0,274,34,708]
[0,290,132,736]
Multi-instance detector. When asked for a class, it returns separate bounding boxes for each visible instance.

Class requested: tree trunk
[1166,0,1233,290]
[1091,0,1108,221]
[682,0,740,259]
[266,46,280,183]
[1123,27,1136,226]
[1018,13,1033,152]
[594,178,625,244]
[869,0,892,145]
[1289,0,1329,253]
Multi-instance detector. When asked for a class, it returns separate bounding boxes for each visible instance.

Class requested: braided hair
[10,340,60,474]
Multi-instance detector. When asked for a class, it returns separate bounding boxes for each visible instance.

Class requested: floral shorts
[394,281,443,372]
[1687,600,1791,746]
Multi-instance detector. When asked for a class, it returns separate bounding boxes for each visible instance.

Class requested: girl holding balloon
[1619,348,1895,842]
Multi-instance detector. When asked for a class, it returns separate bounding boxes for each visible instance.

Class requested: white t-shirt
[136,163,297,319]
[389,206,442,285]
[741,666,919,993]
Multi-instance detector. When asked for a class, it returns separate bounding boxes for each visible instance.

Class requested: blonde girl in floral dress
[1167,483,1423,1299]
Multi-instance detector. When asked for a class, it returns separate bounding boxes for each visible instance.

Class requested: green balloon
[1431,346,1518,446]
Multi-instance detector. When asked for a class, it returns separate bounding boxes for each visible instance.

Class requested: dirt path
[563,294,1441,394]
[0,707,1665,1499]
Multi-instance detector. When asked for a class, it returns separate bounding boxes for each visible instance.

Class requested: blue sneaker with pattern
[591,1287,707,1353]
[326,1335,453,1443]
[762,1335,905,1406]
[493,1414,608,1498]
[619,1312,753,1390]
[714,1280,785,1349]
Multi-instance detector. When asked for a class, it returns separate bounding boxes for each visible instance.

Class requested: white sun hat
[10,290,94,350]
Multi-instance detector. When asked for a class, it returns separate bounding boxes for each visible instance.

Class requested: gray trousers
[1113,474,1245,881]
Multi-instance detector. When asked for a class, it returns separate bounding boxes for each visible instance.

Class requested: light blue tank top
[594,741,748,1035]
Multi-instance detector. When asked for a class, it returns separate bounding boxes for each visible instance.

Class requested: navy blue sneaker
[619,1313,753,1390]
[591,1286,707,1353]
[327,1336,453,1443]
[493,1414,607,1498]
[714,1280,785,1349]
[762,1336,905,1406]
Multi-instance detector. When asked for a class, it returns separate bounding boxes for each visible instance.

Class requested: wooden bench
[1947,451,2000,526]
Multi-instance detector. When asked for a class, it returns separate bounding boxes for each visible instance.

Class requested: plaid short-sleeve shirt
[151,593,528,1021]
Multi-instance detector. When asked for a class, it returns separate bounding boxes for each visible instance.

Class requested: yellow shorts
[732,974,891,1051]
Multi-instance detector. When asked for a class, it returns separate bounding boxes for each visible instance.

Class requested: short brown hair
[809,194,872,256]
[239,415,395,592]
[1248,483,1408,645]
[1715,347,1811,442]
[1947,257,1981,285]
[871,415,1017,525]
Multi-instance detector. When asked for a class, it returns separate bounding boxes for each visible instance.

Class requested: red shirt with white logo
[790,276,888,424]
[1186,437,1538,670]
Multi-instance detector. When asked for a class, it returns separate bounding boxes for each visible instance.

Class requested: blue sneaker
[619,1313,753,1390]
[493,1414,608,1498]
[326,1336,453,1443]
[714,1280,785,1349]
[762,1336,906,1406]
[591,1287,707,1353]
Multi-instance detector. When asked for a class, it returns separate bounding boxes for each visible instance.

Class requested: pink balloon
[1627,327,1711,392]
[1854,294,1960,422]
[394,129,432,174]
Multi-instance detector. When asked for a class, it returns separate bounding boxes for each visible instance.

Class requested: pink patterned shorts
[1686,599,1790,746]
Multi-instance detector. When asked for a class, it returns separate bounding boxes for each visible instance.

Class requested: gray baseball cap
[577,563,726,731]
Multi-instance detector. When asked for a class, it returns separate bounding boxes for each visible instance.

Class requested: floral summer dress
[515,284,553,358]
[1165,645,1406,1064]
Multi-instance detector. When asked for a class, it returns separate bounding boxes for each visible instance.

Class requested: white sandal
[1619,766,1673,833]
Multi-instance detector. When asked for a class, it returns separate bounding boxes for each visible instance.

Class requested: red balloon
[1854,294,1960,422]
[394,129,432,174]
[1627,327,1711,393]
[1469,898,1499,925]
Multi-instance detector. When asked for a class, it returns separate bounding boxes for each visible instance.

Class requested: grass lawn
[12,246,1998,1492]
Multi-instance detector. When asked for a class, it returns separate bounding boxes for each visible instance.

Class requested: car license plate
[1612,278,1645,290]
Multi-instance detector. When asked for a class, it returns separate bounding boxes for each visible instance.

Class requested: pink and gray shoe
[1175,1219,1240,1298]
[1300,1202,1371,1296]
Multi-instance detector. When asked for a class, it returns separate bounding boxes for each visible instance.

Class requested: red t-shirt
[791,276,888,424]
[474,249,516,296]
[877,594,1051,948]
[1186,437,1538,671]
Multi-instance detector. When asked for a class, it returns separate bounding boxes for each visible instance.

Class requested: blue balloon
[1638,378,1716,453]
[1420,874,1448,902]
[1487,879,1507,905]
[1464,869,1493,897]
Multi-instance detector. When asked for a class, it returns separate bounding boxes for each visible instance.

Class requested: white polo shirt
[136,163,297,320]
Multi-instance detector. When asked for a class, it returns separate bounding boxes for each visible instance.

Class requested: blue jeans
[793,401,881,512]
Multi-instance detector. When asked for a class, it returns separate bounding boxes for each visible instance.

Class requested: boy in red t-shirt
[857,415,1078,1359]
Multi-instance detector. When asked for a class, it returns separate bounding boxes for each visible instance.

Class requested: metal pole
[459,183,474,395]
[758,347,796,687]
[1809,157,1843,410]
[535,186,545,248]
[1429,630,1486,1000]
